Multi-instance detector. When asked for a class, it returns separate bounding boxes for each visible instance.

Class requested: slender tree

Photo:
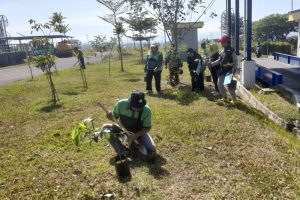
[96,0,127,71]
[28,12,70,105]
[127,0,207,51]
[120,11,158,61]
[90,35,107,59]
[108,37,117,76]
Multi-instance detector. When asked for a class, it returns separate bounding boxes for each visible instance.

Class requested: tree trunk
[109,52,111,76]
[46,69,59,105]
[117,34,124,72]
[139,38,144,61]
[28,63,33,80]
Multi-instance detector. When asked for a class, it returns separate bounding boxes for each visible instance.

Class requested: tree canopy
[127,0,206,51]
[253,13,298,43]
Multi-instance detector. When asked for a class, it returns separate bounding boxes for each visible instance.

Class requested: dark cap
[218,35,230,44]
[129,90,146,109]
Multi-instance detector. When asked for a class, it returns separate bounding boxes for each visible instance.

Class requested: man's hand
[207,61,212,68]
[127,132,137,143]
[154,67,158,72]
[106,111,114,121]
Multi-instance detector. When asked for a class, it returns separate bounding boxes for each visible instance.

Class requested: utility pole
[226,0,232,46]
[291,0,294,11]
[235,0,240,55]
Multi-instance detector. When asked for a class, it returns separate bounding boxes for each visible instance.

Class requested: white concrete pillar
[241,60,256,89]
[297,22,300,57]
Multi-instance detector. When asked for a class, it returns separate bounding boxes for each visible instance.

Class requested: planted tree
[120,11,158,61]
[108,37,117,76]
[96,0,127,72]
[90,35,107,59]
[127,0,211,51]
[28,12,70,105]
[23,56,34,80]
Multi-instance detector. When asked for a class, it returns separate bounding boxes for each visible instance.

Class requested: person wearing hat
[186,48,204,92]
[207,35,238,102]
[106,90,156,158]
[144,43,163,94]
[73,47,86,69]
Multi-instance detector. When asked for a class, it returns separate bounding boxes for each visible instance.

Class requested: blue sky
[1,0,299,44]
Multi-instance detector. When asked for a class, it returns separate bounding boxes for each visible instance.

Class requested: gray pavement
[253,57,300,111]
[254,57,300,92]
[0,52,108,86]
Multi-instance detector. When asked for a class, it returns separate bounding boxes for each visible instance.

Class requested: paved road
[0,52,107,86]
[253,57,300,93]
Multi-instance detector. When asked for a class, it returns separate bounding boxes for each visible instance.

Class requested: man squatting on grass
[105,90,157,160]
[207,35,238,102]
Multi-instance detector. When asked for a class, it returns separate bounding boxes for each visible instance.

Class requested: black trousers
[190,71,204,92]
[146,70,161,92]
[209,66,219,92]
[169,67,179,86]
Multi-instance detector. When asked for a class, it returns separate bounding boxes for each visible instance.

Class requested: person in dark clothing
[186,48,204,92]
[144,44,163,94]
[165,48,183,87]
[73,47,86,69]
[208,35,238,101]
[208,44,220,95]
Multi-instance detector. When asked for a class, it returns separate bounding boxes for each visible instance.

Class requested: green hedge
[253,41,291,55]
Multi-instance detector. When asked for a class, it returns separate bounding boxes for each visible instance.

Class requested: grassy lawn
[1,51,300,199]
[251,87,300,121]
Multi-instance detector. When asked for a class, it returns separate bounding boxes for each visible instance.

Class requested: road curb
[236,81,286,127]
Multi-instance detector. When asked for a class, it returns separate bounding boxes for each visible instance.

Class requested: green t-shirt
[112,99,152,132]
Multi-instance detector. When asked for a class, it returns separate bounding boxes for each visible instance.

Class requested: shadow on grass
[62,91,80,96]
[275,88,295,105]
[215,99,267,121]
[155,85,201,105]
[125,78,142,82]
[130,153,170,180]
[109,153,169,181]
[38,103,63,113]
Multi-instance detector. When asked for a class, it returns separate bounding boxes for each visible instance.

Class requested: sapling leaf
[83,117,93,123]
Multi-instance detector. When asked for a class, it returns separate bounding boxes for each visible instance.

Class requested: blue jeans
[109,132,156,155]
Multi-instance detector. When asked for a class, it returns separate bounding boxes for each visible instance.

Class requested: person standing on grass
[207,35,238,102]
[165,46,183,87]
[208,44,220,96]
[144,43,163,94]
[186,48,204,92]
[201,41,211,62]
[73,47,86,69]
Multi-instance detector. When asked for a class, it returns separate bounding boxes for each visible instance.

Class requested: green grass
[251,87,300,121]
[1,51,300,199]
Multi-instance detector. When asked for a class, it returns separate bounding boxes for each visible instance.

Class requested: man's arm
[156,52,163,71]
[128,127,151,141]
[208,50,222,67]
[231,51,238,73]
